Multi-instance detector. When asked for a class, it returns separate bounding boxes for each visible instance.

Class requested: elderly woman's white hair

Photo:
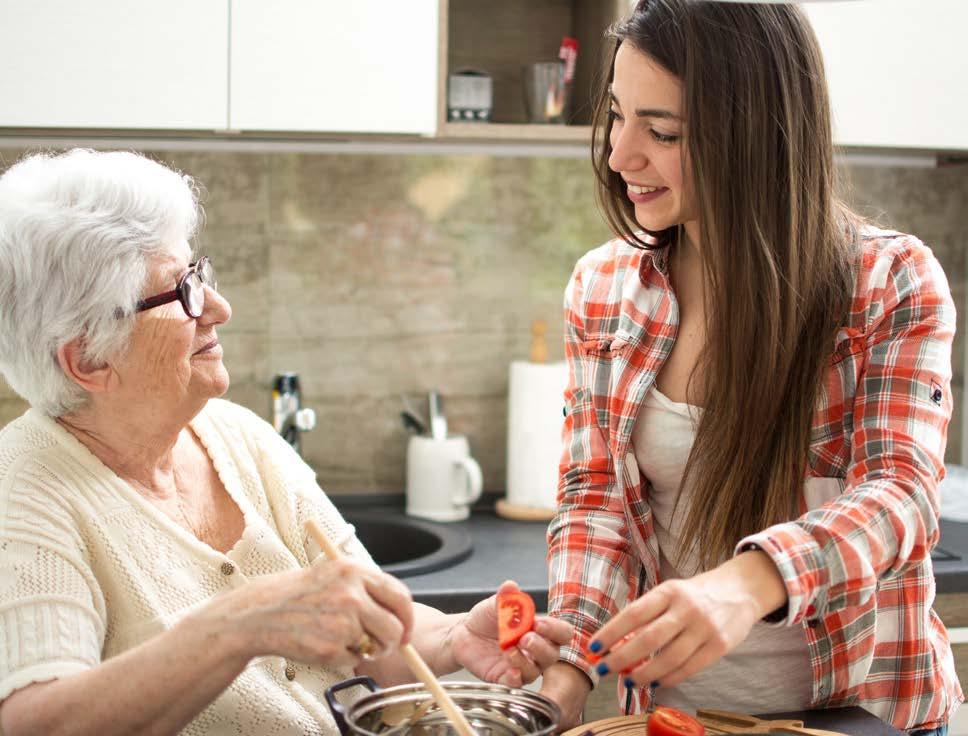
[0,149,201,416]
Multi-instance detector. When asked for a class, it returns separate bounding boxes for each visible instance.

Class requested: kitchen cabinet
[0,0,228,130]
[229,0,438,135]
[803,0,968,151]
[1,0,964,152]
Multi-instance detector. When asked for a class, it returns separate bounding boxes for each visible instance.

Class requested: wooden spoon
[304,519,477,736]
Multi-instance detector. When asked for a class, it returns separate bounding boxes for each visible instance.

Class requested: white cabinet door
[0,0,228,130]
[805,0,968,151]
[230,0,438,135]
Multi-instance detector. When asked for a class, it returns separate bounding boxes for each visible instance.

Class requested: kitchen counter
[339,502,963,736]
[335,501,968,611]
[399,510,552,613]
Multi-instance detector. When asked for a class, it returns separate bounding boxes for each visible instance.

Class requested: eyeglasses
[135,256,217,319]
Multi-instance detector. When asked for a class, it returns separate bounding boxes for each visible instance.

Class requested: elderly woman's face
[115,240,232,407]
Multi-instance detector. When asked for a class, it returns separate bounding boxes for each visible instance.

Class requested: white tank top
[631,386,815,712]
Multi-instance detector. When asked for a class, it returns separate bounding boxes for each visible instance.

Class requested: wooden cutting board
[561,713,651,736]
[562,710,848,736]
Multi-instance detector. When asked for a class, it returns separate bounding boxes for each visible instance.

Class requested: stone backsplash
[1,147,965,494]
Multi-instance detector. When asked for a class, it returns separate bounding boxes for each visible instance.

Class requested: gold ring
[350,632,377,660]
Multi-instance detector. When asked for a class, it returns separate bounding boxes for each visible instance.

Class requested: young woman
[539,2,962,734]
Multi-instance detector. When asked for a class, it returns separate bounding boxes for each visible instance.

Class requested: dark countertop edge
[329,490,503,511]
[332,497,968,604]
[935,569,968,594]
[412,588,549,615]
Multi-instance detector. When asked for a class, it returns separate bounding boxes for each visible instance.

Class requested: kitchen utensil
[428,390,448,440]
[561,714,649,736]
[406,434,483,522]
[325,676,560,736]
[305,520,478,736]
[400,410,427,435]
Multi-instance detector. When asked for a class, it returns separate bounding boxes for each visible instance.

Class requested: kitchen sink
[340,511,473,578]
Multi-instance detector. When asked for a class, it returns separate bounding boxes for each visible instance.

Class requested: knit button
[220,561,235,576]
[285,662,296,681]
[805,604,816,616]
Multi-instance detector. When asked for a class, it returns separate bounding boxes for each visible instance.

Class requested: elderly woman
[0,149,572,736]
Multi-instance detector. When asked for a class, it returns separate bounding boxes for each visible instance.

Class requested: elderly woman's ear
[56,339,117,395]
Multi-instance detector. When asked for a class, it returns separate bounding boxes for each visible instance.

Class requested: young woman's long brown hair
[592,0,859,568]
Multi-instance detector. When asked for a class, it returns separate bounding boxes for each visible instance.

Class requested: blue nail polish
[650,681,660,689]
[589,640,603,653]
[624,677,635,689]
[596,662,610,676]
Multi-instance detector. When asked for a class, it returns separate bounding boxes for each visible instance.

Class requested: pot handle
[325,675,379,736]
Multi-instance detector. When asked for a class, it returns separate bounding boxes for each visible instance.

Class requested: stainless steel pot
[325,676,561,736]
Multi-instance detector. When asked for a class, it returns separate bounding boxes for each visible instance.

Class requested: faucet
[272,372,316,455]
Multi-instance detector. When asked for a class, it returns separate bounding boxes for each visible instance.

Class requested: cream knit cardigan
[0,398,374,735]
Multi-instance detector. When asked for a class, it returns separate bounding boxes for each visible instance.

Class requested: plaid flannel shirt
[547,226,963,730]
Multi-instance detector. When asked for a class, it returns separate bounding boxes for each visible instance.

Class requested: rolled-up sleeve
[547,258,636,679]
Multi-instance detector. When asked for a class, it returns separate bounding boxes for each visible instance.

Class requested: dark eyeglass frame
[135,256,216,319]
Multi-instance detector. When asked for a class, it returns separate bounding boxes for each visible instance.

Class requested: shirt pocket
[580,332,632,411]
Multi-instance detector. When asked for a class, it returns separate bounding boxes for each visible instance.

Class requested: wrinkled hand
[218,557,414,669]
[451,581,573,687]
[589,551,786,688]
[539,661,591,732]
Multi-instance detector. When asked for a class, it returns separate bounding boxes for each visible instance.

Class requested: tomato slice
[647,707,706,736]
[497,590,536,650]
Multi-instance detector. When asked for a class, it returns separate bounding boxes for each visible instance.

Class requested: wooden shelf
[439,121,591,142]
[437,0,623,145]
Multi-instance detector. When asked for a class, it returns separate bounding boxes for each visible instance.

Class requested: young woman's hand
[206,557,415,668]
[450,581,574,687]
[588,551,787,688]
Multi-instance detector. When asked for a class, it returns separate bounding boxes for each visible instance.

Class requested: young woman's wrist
[730,549,789,620]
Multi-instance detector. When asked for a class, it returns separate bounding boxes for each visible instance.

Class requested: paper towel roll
[505,360,568,510]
